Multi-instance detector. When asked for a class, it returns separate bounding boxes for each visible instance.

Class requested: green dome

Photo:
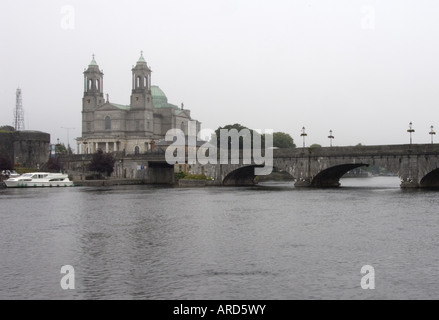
[151,86,179,110]
[151,85,167,102]
[137,51,146,64]
[89,54,98,66]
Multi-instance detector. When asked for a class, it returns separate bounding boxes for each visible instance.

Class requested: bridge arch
[309,163,369,188]
[223,165,261,186]
[420,168,439,188]
[222,165,296,186]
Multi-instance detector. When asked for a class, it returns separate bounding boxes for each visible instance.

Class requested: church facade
[76,53,200,155]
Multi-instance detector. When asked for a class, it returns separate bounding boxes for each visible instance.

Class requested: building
[76,53,201,155]
[0,126,50,168]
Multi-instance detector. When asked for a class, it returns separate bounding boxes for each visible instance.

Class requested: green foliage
[270,132,296,148]
[183,174,208,180]
[0,154,13,171]
[214,123,266,149]
[310,144,322,148]
[56,143,73,155]
[213,125,298,150]
[175,171,188,180]
[15,167,37,174]
[88,149,116,177]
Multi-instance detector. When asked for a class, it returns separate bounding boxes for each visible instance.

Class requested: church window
[147,121,150,130]
[96,79,100,92]
[136,121,140,131]
[105,116,111,130]
[87,99,90,104]
[87,122,91,132]
[137,76,141,88]
[136,97,139,101]
[180,122,185,133]
[88,79,93,90]
[134,146,140,155]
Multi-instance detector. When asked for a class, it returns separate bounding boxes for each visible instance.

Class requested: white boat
[1,170,20,178]
[4,172,74,188]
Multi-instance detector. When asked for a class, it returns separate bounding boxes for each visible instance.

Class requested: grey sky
[1,0,439,149]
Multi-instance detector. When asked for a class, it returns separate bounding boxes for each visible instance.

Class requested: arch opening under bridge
[420,168,439,188]
[223,165,262,186]
[222,165,295,186]
[310,163,369,188]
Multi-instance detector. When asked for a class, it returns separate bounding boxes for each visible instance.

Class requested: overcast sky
[1,0,439,149]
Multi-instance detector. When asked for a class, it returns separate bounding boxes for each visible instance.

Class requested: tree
[88,150,116,177]
[213,123,265,150]
[270,132,296,148]
[310,144,322,148]
[56,143,73,155]
[0,153,13,171]
[46,157,62,172]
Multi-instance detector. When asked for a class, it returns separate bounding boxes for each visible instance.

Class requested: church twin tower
[78,52,199,155]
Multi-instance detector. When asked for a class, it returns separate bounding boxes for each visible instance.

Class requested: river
[1,177,438,300]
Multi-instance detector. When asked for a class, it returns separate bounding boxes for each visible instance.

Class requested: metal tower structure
[13,88,25,131]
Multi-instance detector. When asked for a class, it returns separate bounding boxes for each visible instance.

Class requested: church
[76,53,200,155]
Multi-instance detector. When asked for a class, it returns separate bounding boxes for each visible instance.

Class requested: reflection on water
[1,177,439,300]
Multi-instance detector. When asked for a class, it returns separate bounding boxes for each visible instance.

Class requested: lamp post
[430,125,436,144]
[301,127,307,148]
[56,138,60,155]
[82,155,85,180]
[407,122,415,145]
[61,127,75,154]
[328,130,335,147]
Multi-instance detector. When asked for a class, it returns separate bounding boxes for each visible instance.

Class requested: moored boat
[4,172,74,188]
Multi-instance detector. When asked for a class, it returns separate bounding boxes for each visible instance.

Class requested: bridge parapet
[220,145,439,188]
[273,144,439,158]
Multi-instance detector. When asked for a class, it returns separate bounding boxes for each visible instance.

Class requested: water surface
[1,177,438,300]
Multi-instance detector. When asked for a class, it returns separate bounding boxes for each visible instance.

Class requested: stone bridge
[212,144,439,188]
[61,144,439,188]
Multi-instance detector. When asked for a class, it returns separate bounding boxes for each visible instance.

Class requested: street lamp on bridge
[61,126,75,154]
[407,122,415,145]
[328,130,335,147]
[430,125,436,144]
[301,127,307,148]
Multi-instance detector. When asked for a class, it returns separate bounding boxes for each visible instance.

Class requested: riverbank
[257,171,295,182]
[72,179,146,187]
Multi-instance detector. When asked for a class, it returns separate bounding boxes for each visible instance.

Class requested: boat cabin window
[31,174,49,179]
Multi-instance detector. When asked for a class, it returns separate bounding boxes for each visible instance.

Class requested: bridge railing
[273,144,439,158]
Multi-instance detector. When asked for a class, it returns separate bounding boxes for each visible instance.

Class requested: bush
[175,171,188,180]
[184,174,208,180]
[15,167,37,174]
[88,150,115,177]
[0,154,13,171]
